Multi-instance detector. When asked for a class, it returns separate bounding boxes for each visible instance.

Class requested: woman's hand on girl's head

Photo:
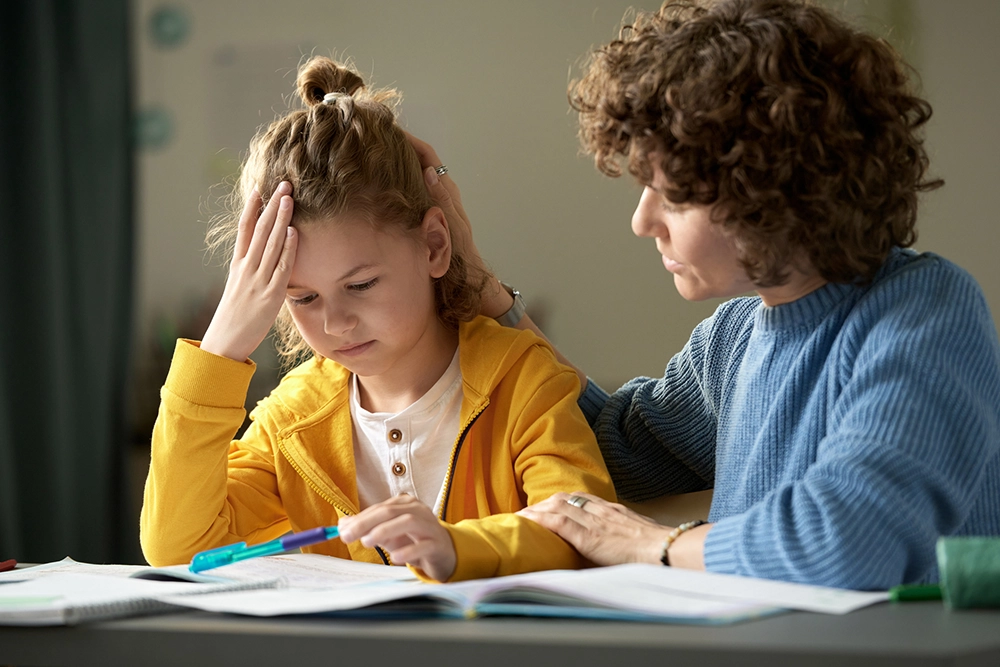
[337,494,457,582]
[405,132,511,318]
[201,182,298,362]
[518,492,676,567]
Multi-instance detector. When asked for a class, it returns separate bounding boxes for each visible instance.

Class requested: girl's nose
[323,302,356,337]
[631,186,664,239]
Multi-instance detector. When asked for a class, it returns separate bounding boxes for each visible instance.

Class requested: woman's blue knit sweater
[581,248,1000,589]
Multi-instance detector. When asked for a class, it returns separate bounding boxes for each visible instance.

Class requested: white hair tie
[322,92,348,105]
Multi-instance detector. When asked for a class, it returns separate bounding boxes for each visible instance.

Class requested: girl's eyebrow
[286,263,378,290]
[337,263,378,282]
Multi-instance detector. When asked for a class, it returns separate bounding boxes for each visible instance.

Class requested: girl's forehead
[292,218,418,272]
[296,214,399,242]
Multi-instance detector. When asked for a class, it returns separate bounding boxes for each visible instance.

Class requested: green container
[936,537,1000,609]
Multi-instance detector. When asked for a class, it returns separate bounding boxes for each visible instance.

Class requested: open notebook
[0,555,415,626]
[159,562,888,623]
[1,557,888,626]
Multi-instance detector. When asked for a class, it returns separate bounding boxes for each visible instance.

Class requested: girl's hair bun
[296,56,365,107]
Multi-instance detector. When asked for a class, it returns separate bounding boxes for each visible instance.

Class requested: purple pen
[190,525,341,572]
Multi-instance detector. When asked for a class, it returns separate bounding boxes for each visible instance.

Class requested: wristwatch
[495,282,526,327]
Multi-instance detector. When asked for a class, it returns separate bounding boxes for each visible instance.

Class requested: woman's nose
[631,187,663,239]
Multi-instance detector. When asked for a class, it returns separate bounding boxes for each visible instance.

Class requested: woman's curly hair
[571,0,942,286]
[208,56,488,366]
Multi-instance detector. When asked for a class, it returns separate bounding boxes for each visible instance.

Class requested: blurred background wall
[2,0,996,564]
[131,0,1000,395]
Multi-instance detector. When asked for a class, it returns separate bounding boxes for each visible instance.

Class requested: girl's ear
[421,207,452,279]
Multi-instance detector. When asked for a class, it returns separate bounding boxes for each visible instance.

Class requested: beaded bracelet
[660,519,708,566]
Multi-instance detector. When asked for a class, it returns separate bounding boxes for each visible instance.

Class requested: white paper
[161,580,435,616]
[161,563,887,619]
[0,557,147,581]
[1,554,417,589]
[179,553,418,589]
[560,564,889,614]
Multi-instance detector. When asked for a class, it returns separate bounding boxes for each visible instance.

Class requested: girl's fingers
[338,498,415,542]
[245,182,291,271]
[260,195,294,277]
[270,225,297,288]
[357,511,429,549]
[234,188,263,261]
[388,539,441,568]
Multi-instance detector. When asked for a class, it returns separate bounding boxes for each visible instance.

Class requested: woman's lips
[661,254,683,273]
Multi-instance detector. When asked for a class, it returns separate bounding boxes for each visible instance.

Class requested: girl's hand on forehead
[201,182,298,362]
[338,493,457,582]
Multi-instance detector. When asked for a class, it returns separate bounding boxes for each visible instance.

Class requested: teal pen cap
[189,525,340,573]
[888,584,942,603]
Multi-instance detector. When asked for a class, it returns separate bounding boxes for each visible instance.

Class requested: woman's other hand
[519,492,708,569]
[338,494,457,582]
[201,182,298,362]
[405,132,510,318]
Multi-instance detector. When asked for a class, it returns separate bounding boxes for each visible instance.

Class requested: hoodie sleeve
[432,342,617,582]
[140,339,290,566]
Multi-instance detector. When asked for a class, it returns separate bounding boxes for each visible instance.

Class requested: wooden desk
[1,601,998,667]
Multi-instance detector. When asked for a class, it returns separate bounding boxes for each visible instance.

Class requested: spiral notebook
[0,554,414,626]
[0,572,278,626]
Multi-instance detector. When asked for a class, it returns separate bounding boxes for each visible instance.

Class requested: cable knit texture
[582,248,1000,589]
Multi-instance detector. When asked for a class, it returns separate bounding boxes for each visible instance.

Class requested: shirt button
[391,462,406,476]
[388,429,403,443]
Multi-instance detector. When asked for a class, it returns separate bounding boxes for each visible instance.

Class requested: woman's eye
[288,294,317,306]
[349,278,378,292]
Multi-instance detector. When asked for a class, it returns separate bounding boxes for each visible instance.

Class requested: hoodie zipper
[437,401,489,522]
[278,437,391,565]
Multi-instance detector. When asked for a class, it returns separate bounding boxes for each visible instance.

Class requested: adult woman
[411,0,1000,590]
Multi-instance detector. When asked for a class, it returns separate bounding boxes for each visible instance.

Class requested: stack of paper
[0,556,888,626]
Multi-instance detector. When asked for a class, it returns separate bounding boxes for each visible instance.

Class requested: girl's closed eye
[287,293,318,307]
[349,278,378,292]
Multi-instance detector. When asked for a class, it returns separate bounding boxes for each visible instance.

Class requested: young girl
[139,56,615,582]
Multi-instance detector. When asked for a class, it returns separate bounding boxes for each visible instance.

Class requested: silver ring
[434,165,449,176]
[566,495,589,509]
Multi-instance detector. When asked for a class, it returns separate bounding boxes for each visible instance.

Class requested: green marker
[889,584,942,602]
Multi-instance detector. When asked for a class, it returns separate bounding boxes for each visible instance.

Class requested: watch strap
[495,282,526,327]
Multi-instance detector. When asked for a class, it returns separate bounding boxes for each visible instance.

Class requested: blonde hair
[208,56,487,366]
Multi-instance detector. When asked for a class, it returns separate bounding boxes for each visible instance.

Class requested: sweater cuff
[577,378,610,428]
[164,339,257,409]
[702,514,745,575]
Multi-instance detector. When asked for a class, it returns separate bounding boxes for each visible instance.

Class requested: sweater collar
[753,247,916,332]
[754,280,856,332]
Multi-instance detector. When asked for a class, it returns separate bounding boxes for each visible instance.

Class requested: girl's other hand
[518,492,673,567]
[405,132,509,318]
[201,182,298,362]
[338,494,457,582]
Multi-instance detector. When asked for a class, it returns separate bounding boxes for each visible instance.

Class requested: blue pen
[189,525,340,573]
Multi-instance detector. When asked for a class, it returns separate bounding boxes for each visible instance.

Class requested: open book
[2,557,887,626]
[0,555,415,626]
[159,563,889,624]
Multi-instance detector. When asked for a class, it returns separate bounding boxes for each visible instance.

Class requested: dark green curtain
[0,1,135,563]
